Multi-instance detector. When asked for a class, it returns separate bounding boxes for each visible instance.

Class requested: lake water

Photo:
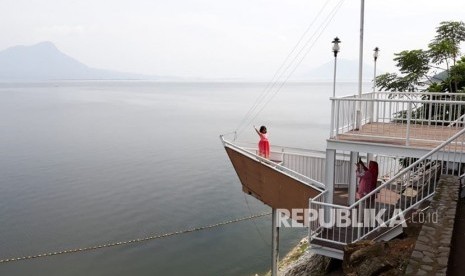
[0,81,371,276]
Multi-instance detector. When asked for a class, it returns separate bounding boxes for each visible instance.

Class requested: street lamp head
[373,47,380,61]
[332,37,341,57]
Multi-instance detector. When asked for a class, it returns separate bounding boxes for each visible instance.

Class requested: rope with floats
[0,212,271,264]
[233,0,346,139]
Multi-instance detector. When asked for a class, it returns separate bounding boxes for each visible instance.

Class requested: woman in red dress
[356,160,378,199]
[254,125,270,159]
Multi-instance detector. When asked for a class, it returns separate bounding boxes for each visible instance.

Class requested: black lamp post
[332,37,341,98]
[373,47,379,92]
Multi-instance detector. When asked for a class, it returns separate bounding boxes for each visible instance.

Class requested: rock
[282,252,333,276]
[342,238,415,276]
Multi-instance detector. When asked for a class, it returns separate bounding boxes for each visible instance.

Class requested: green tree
[446,56,465,92]
[433,21,465,51]
[374,21,465,125]
[375,21,465,93]
[428,39,456,91]
[376,50,430,92]
[430,21,465,91]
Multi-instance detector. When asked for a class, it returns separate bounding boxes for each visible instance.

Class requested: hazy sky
[1,0,464,79]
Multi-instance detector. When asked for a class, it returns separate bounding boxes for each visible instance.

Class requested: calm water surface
[0,81,370,275]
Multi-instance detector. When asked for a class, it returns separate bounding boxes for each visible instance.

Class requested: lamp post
[332,37,341,98]
[373,47,379,92]
[355,0,365,130]
[368,47,379,123]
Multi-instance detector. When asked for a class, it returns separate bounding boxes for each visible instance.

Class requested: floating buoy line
[0,212,271,264]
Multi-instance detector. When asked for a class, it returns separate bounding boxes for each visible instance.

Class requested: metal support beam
[271,208,279,276]
[324,149,336,223]
[327,139,431,158]
[349,151,359,205]
[325,149,336,204]
[327,140,465,162]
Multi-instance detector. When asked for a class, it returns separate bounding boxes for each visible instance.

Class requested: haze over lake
[0,81,371,275]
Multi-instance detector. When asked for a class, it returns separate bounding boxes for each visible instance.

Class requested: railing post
[428,100,433,126]
[369,93,374,123]
[335,100,340,136]
[324,149,336,223]
[406,101,412,146]
[308,198,312,243]
[356,200,365,241]
[348,151,359,205]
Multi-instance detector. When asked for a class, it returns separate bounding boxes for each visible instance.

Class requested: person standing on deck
[254,125,270,159]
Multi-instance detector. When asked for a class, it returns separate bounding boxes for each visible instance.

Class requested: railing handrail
[310,189,328,202]
[220,136,325,190]
[338,91,465,99]
[231,141,358,160]
[238,144,326,157]
[448,113,465,127]
[330,97,465,105]
[374,91,465,96]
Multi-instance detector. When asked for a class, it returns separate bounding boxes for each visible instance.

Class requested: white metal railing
[232,141,352,186]
[376,155,402,183]
[220,136,325,190]
[373,91,465,102]
[227,138,401,188]
[330,92,465,145]
[308,190,328,242]
[310,127,465,246]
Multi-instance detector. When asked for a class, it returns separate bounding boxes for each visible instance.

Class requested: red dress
[356,161,378,200]
[258,133,270,158]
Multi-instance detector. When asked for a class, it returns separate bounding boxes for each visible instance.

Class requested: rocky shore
[266,211,424,276]
[261,176,462,276]
[263,237,340,276]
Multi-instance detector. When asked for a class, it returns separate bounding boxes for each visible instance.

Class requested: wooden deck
[335,122,463,150]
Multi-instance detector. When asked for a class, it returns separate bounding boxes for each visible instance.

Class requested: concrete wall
[406,175,461,275]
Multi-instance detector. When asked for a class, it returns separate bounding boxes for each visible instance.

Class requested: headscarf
[368,161,379,191]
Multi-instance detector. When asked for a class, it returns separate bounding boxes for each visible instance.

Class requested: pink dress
[258,133,270,158]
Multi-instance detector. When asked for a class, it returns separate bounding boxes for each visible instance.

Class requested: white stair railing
[310,127,465,246]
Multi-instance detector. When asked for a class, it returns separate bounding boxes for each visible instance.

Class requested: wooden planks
[335,122,464,150]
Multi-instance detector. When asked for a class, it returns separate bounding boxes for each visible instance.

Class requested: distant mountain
[293,59,382,82]
[0,41,158,81]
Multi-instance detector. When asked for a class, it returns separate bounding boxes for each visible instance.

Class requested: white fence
[330,92,465,145]
[310,127,465,246]
[233,141,402,188]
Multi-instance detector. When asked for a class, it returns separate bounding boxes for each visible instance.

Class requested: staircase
[309,127,465,259]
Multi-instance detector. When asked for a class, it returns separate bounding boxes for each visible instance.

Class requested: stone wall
[406,175,461,275]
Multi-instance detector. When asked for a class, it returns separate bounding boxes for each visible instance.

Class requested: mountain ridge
[293,58,382,82]
[0,41,383,82]
[0,42,158,81]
